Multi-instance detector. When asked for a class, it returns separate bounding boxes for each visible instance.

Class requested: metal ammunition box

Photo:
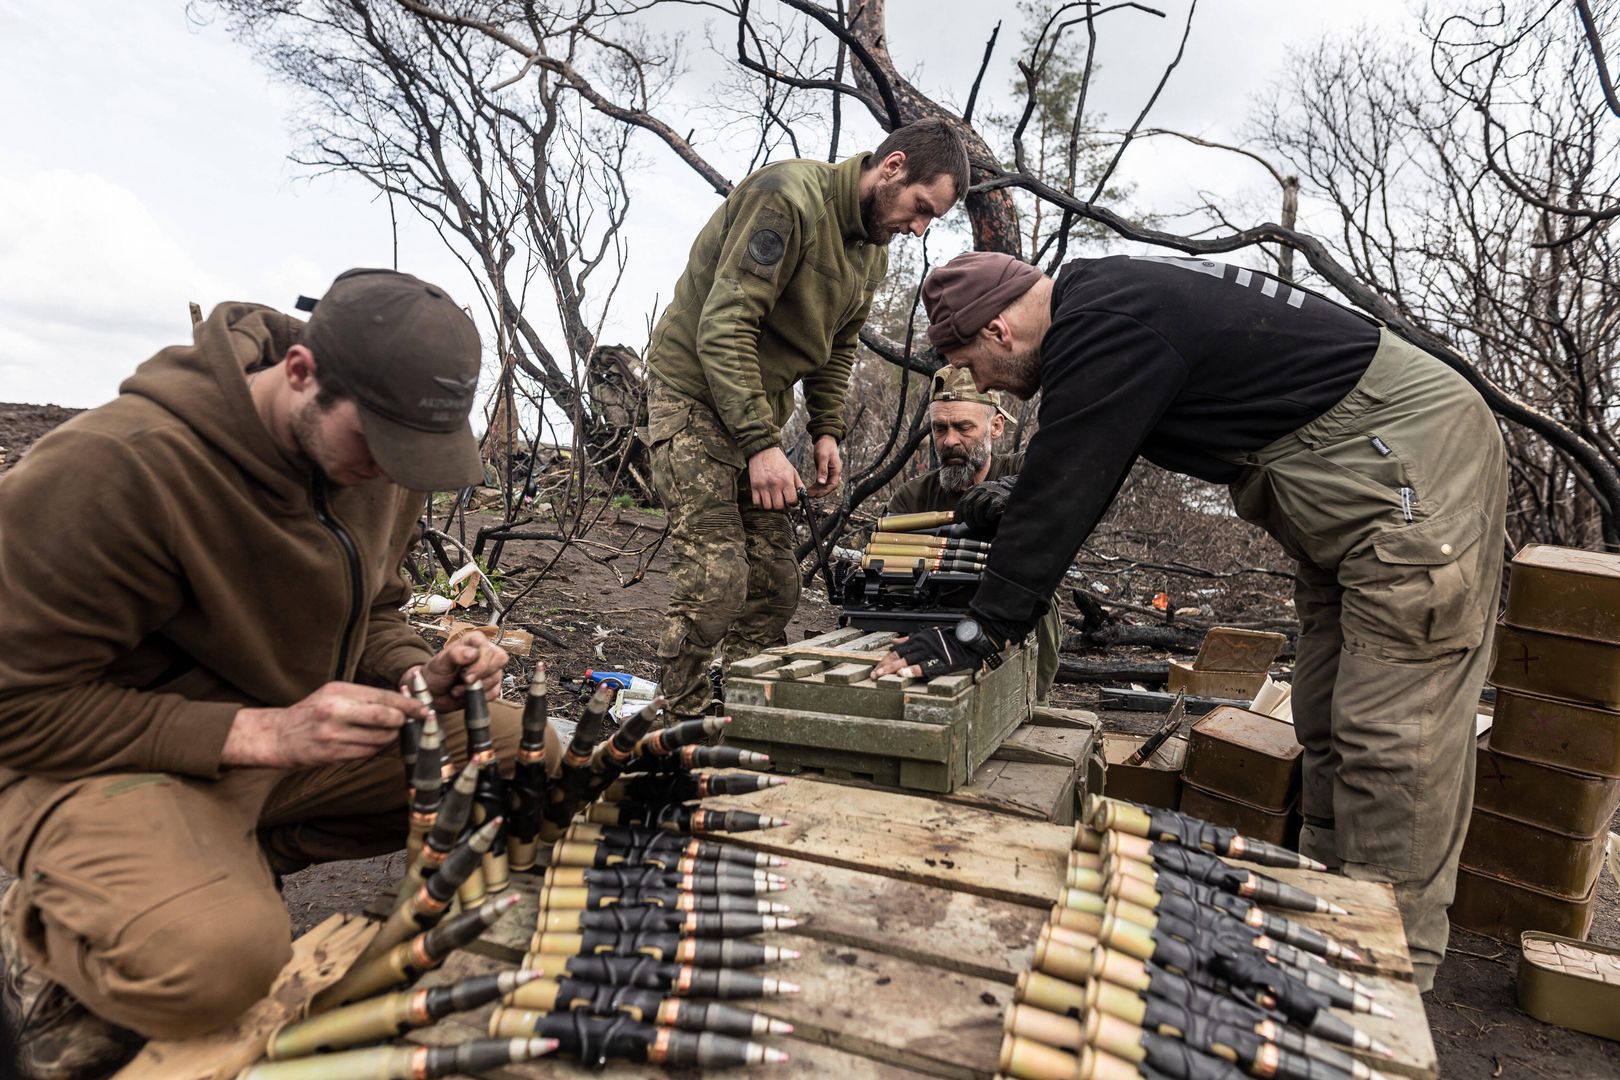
[1182,707,1302,812]
[1176,781,1299,847]
[1474,733,1620,837]
[1488,688,1620,779]
[1459,808,1610,899]
[1449,866,1598,944]
[724,628,1034,794]
[1504,544,1620,645]
[1489,622,1620,710]
[1100,733,1185,810]
[1166,661,1268,701]
[1517,932,1620,1042]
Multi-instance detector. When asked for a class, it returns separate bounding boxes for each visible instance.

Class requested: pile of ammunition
[247,663,799,1076]
[1000,795,1399,1080]
[860,512,988,578]
[837,511,989,632]
[495,678,800,1069]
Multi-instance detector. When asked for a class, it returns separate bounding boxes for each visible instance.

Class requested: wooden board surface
[389,857,1045,988]
[231,775,1432,1080]
[953,759,1076,823]
[411,950,943,1079]
[707,777,1071,908]
[1232,863,1417,981]
[114,913,375,1080]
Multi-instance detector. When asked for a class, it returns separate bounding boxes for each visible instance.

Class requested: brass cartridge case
[876,510,955,533]
[1016,969,1085,1017]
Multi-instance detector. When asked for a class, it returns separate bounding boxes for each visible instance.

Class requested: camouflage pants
[648,383,799,719]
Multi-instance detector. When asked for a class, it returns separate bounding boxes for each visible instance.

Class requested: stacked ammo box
[1451,545,1620,942]
[1179,706,1302,846]
[1101,630,1303,846]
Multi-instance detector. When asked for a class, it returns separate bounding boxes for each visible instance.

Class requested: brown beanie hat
[923,252,1042,350]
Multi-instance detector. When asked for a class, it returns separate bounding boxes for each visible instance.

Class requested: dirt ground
[2,401,1618,1078]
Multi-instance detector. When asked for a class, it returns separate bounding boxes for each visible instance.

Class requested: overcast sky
[0,0,1412,409]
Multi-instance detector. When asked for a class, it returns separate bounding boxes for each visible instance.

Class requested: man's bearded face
[859,171,956,246]
[931,401,998,493]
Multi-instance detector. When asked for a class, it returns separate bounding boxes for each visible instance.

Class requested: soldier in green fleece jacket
[646,119,971,721]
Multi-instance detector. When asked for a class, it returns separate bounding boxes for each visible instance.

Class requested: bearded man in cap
[0,269,529,1077]
[645,119,971,724]
[874,250,1507,992]
[882,366,1061,702]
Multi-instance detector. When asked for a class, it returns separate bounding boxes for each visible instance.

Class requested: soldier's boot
[0,918,143,1080]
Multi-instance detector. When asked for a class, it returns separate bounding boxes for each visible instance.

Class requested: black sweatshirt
[971,254,1382,638]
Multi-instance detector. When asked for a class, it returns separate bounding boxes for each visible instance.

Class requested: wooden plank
[824,662,876,685]
[439,861,1044,986]
[838,630,902,653]
[1246,866,1416,982]
[756,757,1077,824]
[766,646,892,664]
[115,913,376,1080]
[411,951,940,1079]
[954,761,1076,825]
[993,725,1095,767]
[747,932,1006,1080]
[769,857,1042,983]
[731,654,785,677]
[926,674,974,697]
[706,776,1069,907]
[734,674,905,721]
[790,626,866,650]
[777,658,827,680]
[1030,704,1101,729]
[1325,973,1435,1080]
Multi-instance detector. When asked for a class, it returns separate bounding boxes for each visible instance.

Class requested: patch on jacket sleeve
[738,206,794,282]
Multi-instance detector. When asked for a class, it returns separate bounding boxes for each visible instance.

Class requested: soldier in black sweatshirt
[875,251,1507,990]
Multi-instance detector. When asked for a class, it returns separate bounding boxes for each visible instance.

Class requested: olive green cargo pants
[1034,601,1061,704]
[1229,330,1506,991]
[648,383,801,720]
[0,703,522,1039]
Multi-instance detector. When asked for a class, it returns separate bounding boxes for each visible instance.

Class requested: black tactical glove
[956,475,1016,536]
[892,618,1005,679]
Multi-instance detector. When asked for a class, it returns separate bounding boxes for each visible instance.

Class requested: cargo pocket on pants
[1362,508,1489,661]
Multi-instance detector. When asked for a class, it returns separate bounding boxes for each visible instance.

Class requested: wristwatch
[953,618,1004,669]
[954,617,986,647]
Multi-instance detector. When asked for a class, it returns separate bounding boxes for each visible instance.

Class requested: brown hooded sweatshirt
[0,303,435,787]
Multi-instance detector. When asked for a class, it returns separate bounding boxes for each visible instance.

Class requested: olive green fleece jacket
[0,303,435,786]
[647,153,889,458]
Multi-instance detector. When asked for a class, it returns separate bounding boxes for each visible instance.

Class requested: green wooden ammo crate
[722,626,1036,794]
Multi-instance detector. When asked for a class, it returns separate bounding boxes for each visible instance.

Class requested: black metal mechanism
[834,558,977,634]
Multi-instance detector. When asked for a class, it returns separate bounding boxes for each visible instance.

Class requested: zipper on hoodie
[311,472,365,680]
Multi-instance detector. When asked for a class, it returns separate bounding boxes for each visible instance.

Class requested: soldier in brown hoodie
[0,269,525,1079]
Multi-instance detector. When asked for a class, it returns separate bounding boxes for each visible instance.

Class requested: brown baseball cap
[923,251,1042,350]
[301,268,484,492]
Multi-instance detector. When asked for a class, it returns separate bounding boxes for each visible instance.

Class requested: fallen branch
[1055,658,1170,685]
[1062,620,1204,654]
